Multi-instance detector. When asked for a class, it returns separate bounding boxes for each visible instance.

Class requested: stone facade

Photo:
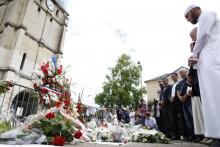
[0,0,68,118]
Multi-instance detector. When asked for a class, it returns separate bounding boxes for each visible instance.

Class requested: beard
[191,12,199,24]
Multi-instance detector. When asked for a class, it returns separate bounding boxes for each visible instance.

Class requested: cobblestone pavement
[66,141,208,147]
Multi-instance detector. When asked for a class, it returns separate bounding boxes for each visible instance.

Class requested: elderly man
[185,5,220,139]
[188,28,205,141]
[177,69,194,141]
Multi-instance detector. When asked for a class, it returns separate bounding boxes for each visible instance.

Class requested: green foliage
[0,81,9,95]
[32,111,76,143]
[95,53,146,110]
[0,120,13,133]
[147,100,154,111]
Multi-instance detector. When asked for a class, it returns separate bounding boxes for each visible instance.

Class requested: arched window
[11,90,39,120]
[56,9,59,16]
[20,53,26,70]
[38,7,41,12]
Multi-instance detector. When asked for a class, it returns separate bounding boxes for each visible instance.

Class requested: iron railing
[0,81,112,125]
[0,81,40,124]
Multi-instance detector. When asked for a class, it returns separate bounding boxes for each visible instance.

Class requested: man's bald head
[190,27,197,42]
[179,69,188,79]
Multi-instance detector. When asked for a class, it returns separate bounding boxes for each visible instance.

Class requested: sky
[59,0,220,107]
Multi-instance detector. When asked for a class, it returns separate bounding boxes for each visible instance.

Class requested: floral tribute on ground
[30,55,85,145]
[0,56,170,145]
[0,55,85,146]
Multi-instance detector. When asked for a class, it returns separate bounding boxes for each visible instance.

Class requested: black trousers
[159,109,165,133]
[171,101,185,137]
[162,105,173,137]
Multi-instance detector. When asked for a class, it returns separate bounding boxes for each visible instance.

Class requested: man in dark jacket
[161,78,173,138]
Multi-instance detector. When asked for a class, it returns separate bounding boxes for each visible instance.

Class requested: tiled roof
[145,66,188,82]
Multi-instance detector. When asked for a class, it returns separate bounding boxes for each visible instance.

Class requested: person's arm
[181,93,189,103]
[168,85,174,103]
[170,85,175,103]
[193,11,217,58]
[177,90,183,102]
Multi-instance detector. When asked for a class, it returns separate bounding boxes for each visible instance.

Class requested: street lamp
[137,61,142,88]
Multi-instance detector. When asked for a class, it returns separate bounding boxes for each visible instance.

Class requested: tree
[95,53,146,111]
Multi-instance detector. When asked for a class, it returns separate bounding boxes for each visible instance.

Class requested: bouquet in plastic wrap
[131,128,169,144]
[108,124,124,142]
[0,55,85,146]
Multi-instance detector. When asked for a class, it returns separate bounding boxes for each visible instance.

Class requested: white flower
[48,71,52,76]
[50,93,58,102]
[43,94,50,104]
[38,80,43,85]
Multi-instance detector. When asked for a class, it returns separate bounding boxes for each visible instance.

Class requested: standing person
[188,28,205,141]
[177,69,194,141]
[153,99,161,131]
[129,108,136,126]
[138,99,148,126]
[161,78,173,138]
[185,5,220,139]
[158,80,165,133]
[116,108,122,122]
[170,73,184,140]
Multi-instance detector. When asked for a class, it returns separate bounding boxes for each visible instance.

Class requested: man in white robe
[185,5,220,139]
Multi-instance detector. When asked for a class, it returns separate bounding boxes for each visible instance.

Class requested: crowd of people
[116,99,158,130]
[99,5,220,146]
[152,71,197,141]
[150,5,220,146]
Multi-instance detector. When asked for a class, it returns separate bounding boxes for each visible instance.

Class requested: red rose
[41,62,49,75]
[52,136,65,146]
[7,81,13,87]
[41,88,48,94]
[64,99,70,106]
[42,78,48,85]
[60,94,65,99]
[57,69,62,75]
[55,101,61,108]
[45,112,55,119]
[74,130,82,139]
[33,83,38,89]
[76,103,82,113]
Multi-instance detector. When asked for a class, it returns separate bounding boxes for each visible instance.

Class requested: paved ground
[66,141,208,147]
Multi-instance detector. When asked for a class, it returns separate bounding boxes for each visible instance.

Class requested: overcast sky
[60,0,220,106]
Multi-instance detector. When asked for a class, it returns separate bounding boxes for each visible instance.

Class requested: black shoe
[193,135,204,143]
[169,136,176,140]
[186,136,194,141]
[210,140,220,147]
[180,136,188,141]
[193,137,201,143]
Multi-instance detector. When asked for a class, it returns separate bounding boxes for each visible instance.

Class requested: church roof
[144,66,188,82]
[54,0,69,16]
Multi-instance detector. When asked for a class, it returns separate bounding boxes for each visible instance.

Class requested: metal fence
[0,81,40,124]
[0,81,113,125]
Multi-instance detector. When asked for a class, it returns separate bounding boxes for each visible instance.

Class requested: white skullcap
[184,5,199,17]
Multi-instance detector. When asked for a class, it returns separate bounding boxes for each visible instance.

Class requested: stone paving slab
[66,142,207,147]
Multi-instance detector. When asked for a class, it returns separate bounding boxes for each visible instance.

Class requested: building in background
[144,66,188,103]
[0,0,68,119]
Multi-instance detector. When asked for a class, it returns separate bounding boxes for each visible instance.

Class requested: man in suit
[161,78,173,138]
[170,72,185,140]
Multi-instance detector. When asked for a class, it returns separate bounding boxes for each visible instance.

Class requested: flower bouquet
[30,55,85,145]
[131,128,169,144]
[0,55,85,146]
